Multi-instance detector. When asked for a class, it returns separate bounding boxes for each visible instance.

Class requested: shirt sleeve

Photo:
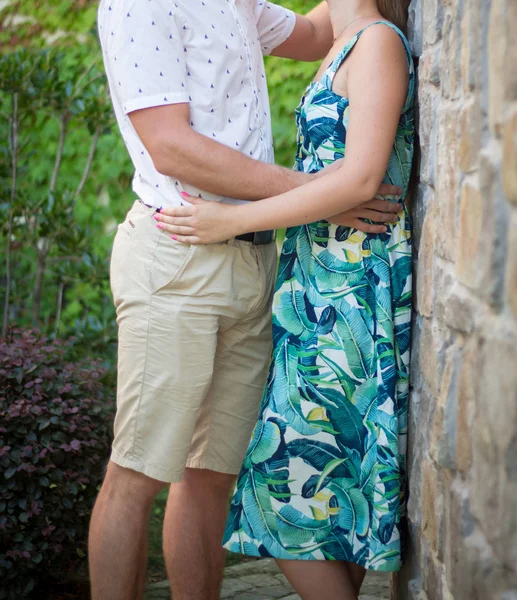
[254,1,297,56]
[101,0,190,114]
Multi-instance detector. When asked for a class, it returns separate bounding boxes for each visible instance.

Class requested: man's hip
[108,200,277,482]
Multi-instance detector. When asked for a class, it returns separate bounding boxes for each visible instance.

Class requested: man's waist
[137,200,274,246]
[133,177,251,209]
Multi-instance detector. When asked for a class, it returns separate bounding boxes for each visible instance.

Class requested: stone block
[471,325,517,566]
[422,0,444,46]
[435,107,459,263]
[460,0,481,93]
[415,209,436,317]
[408,0,423,57]
[429,343,462,470]
[421,459,441,552]
[415,319,444,397]
[417,87,439,188]
[423,550,446,600]
[442,282,480,334]
[506,212,517,319]
[488,0,508,135]
[439,4,462,101]
[419,48,440,87]
[412,184,434,251]
[505,0,517,103]
[220,578,253,598]
[456,181,483,288]
[432,260,455,326]
[503,110,517,206]
[455,336,482,474]
[459,97,482,173]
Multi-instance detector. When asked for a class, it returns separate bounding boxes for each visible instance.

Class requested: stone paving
[144,558,391,600]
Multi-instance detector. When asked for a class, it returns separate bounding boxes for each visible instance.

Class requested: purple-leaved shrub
[0,329,114,599]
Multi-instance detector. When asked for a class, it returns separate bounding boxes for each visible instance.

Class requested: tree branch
[2,92,18,338]
[53,281,65,338]
[49,113,68,194]
[74,125,100,202]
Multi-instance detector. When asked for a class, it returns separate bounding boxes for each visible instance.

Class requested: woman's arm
[155,27,409,243]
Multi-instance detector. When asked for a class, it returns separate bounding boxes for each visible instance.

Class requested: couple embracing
[91,1,415,599]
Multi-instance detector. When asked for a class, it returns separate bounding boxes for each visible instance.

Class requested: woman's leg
[346,562,367,595]
[276,559,358,600]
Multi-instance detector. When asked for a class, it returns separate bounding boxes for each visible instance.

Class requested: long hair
[377,0,411,34]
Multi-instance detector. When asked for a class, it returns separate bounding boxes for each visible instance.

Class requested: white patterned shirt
[98,0,296,208]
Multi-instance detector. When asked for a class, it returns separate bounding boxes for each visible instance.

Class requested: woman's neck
[326,0,381,40]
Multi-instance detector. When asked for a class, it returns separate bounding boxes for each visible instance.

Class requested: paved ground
[144,558,391,600]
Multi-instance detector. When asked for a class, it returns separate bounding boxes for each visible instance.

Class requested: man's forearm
[154,128,310,201]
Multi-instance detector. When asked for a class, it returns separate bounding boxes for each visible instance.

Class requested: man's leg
[163,468,236,600]
[89,462,165,600]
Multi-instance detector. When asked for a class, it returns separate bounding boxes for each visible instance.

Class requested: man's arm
[129,104,308,201]
[131,103,401,216]
[271,3,334,62]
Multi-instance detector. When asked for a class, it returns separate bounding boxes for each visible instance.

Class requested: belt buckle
[252,230,275,246]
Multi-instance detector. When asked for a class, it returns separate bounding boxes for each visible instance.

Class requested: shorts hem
[110,449,185,483]
[185,456,242,476]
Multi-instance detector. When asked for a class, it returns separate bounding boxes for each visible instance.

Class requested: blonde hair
[377,0,411,34]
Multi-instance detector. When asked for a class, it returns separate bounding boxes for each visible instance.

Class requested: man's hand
[328,197,403,233]
[317,163,405,233]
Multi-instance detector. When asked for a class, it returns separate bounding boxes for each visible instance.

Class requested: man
[91,2,402,600]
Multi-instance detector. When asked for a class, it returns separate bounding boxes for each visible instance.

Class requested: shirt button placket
[229,0,267,151]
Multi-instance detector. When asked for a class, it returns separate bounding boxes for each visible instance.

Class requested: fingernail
[180,192,188,197]
[171,235,177,240]
[153,214,159,220]
[156,223,163,229]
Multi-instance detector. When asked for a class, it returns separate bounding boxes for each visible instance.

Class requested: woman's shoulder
[354,20,411,62]
[345,20,412,77]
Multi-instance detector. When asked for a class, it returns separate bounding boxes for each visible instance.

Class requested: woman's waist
[287,209,411,248]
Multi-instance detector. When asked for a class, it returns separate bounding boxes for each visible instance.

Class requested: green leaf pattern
[223,22,415,572]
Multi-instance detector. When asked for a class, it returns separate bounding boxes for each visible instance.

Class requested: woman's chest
[297,83,350,143]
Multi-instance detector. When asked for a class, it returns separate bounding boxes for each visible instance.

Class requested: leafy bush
[0,329,114,599]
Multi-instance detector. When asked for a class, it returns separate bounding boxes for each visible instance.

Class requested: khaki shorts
[109,200,277,483]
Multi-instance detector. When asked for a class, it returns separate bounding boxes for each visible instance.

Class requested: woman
[155,0,415,597]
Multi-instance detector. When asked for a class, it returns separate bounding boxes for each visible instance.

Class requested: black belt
[140,200,274,246]
[235,231,275,245]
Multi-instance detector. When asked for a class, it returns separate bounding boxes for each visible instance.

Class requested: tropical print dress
[223,22,415,572]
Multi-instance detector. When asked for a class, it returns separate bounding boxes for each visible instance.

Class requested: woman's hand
[153,193,243,244]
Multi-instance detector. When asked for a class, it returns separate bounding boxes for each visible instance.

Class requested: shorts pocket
[118,213,138,239]
[149,235,196,294]
[110,226,137,302]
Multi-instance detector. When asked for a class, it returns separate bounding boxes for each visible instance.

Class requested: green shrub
[0,329,114,599]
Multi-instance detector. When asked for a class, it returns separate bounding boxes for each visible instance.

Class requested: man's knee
[101,461,166,503]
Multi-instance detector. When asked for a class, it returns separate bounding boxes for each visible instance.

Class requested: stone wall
[394,0,517,599]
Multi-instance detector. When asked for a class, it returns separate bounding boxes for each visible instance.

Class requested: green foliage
[266,0,321,167]
[0,0,326,589]
[0,1,99,49]
[0,1,323,362]
[0,329,114,599]
[0,44,133,370]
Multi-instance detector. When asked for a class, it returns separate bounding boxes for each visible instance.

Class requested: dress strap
[324,20,415,109]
